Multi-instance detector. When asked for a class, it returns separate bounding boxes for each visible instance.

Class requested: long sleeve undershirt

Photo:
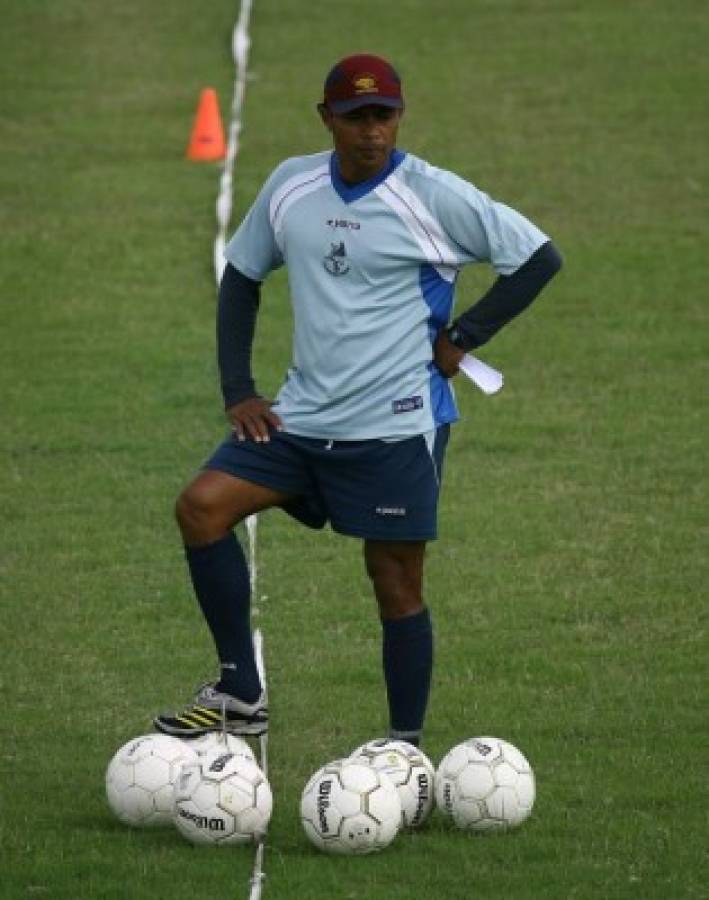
[217,264,262,408]
[452,240,562,349]
[217,239,562,408]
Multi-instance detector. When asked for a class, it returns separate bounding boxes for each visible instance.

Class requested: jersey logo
[392,395,424,414]
[327,218,361,230]
[323,241,350,276]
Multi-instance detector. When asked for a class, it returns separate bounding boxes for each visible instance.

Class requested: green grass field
[2,1,707,897]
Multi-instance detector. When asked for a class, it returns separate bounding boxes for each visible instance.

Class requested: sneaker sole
[153,716,268,738]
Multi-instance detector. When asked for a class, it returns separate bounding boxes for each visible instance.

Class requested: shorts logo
[323,241,350,276]
[376,506,407,517]
[392,395,423,414]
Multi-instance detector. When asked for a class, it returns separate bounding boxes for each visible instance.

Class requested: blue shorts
[204,426,450,541]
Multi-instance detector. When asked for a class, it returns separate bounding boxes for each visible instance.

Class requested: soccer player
[154,54,562,744]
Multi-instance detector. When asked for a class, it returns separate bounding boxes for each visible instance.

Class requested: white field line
[250,628,268,900]
[214,0,254,284]
[211,0,259,597]
[209,2,266,897]
[215,0,259,597]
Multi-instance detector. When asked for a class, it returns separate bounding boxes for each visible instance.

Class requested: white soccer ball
[173,749,272,846]
[349,738,435,828]
[187,731,256,763]
[106,733,199,827]
[435,736,535,832]
[300,758,402,855]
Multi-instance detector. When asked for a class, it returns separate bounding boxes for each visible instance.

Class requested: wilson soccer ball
[187,731,256,763]
[173,749,272,846]
[435,736,535,832]
[106,733,198,827]
[349,738,435,828]
[300,759,401,855]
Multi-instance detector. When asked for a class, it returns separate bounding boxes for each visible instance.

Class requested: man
[154,54,562,745]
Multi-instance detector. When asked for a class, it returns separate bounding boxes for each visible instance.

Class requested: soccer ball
[300,758,402,855]
[435,736,535,832]
[349,738,435,828]
[173,749,272,846]
[106,733,198,827]
[187,731,256,763]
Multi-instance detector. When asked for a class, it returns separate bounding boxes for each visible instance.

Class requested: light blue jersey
[224,150,548,440]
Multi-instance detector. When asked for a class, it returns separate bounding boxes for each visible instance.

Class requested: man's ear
[317,103,333,131]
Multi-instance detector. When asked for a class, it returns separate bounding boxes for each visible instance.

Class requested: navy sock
[382,607,433,745]
[185,533,261,703]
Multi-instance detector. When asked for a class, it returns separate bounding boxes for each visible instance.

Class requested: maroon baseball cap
[323,53,404,114]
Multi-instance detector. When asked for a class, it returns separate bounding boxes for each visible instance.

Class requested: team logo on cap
[353,73,378,95]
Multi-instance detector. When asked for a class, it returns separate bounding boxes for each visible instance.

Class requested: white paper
[459,353,504,395]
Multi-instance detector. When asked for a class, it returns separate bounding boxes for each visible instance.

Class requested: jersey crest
[323,241,350,276]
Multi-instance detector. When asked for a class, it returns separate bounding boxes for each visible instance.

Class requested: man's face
[320,104,403,183]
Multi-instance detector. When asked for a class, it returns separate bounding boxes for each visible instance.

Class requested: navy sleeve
[453,240,563,349]
[217,263,262,408]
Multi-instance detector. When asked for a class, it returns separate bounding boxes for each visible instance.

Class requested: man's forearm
[217,263,262,408]
[451,240,563,350]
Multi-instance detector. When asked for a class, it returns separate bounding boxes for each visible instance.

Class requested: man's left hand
[433,329,465,378]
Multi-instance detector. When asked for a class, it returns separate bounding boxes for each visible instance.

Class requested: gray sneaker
[153,682,268,737]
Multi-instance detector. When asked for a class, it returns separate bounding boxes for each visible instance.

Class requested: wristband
[444,323,468,350]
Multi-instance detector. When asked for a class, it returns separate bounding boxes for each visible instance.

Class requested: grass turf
[1,1,706,898]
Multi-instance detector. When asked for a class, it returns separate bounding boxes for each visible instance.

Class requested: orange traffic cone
[186,88,226,162]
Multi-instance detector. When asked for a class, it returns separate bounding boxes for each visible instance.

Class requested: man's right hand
[226,397,283,443]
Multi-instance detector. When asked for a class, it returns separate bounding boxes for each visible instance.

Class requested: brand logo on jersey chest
[327,218,361,230]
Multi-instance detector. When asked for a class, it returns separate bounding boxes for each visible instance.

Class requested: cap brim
[328,96,404,114]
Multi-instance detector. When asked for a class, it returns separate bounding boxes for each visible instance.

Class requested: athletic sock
[184,532,262,703]
[381,607,433,746]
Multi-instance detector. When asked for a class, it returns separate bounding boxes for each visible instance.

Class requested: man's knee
[175,471,291,545]
[176,484,213,542]
[175,476,237,545]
